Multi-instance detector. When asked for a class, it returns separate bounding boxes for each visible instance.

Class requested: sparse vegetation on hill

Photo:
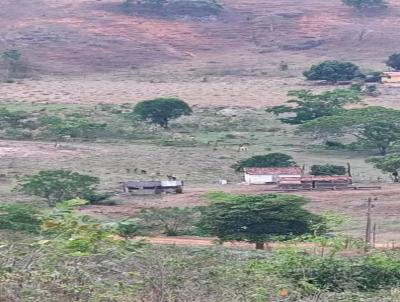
[123,0,223,17]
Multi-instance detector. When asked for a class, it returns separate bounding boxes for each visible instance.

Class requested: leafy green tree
[310,164,347,176]
[199,193,324,249]
[303,60,362,82]
[233,153,296,172]
[17,170,100,206]
[299,107,400,155]
[133,98,192,128]
[386,53,400,71]
[267,89,360,124]
[367,154,400,182]
[342,0,387,9]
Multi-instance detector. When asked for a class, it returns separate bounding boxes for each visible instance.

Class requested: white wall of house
[244,173,302,184]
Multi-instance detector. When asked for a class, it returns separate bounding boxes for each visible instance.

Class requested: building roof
[382,72,400,76]
[301,176,352,182]
[244,167,303,175]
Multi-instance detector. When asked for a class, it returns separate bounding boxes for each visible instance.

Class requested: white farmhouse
[243,167,303,185]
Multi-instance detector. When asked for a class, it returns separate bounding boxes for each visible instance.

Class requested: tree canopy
[133,98,192,128]
[310,164,347,176]
[233,153,296,172]
[17,170,100,206]
[266,89,360,124]
[303,61,362,82]
[299,107,400,155]
[367,154,400,182]
[199,193,324,249]
[386,53,400,71]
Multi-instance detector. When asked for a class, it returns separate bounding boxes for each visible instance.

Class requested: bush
[310,164,347,176]
[386,53,400,71]
[0,204,40,233]
[264,250,400,292]
[4,128,32,140]
[303,60,362,82]
[233,153,296,172]
[342,0,387,9]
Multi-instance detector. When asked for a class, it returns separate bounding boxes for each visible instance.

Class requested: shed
[122,180,184,195]
[244,167,303,185]
[381,72,400,84]
[278,175,352,190]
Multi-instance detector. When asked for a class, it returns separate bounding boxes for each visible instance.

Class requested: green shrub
[263,250,400,292]
[4,128,32,140]
[233,153,296,172]
[386,53,400,71]
[0,204,40,233]
[303,61,362,82]
[310,164,347,176]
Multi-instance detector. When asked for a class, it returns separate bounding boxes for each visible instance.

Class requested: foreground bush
[0,204,40,233]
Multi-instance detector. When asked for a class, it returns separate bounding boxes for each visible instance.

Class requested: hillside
[1,0,400,74]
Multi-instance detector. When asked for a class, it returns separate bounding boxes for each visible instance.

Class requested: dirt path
[143,236,400,250]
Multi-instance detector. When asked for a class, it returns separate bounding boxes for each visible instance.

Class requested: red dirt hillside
[1,0,400,74]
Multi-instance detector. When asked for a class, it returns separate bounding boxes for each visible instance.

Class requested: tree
[386,53,400,71]
[1,49,22,78]
[366,154,400,182]
[310,164,347,176]
[342,0,387,10]
[133,98,192,128]
[267,89,360,124]
[17,170,100,206]
[299,107,400,155]
[303,61,362,83]
[233,153,296,172]
[198,193,324,249]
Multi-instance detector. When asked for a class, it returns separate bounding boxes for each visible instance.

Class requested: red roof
[301,176,352,182]
[244,167,303,175]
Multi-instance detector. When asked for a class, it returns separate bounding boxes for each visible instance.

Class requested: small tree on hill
[386,53,400,71]
[233,153,296,172]
[1,49,22,78]
[267,89,360,124]
[303,61,362,83]
[198,193,325,249]
[311,164,347,176]
[133,98,192,128]
[342,0,387,10]
[17,170,100,207]
[366,154,400,182]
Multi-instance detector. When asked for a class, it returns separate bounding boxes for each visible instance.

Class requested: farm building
[381,72,400,84]
[278,176,352,190]
[122,180,184,195]
[243,167,303,185]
